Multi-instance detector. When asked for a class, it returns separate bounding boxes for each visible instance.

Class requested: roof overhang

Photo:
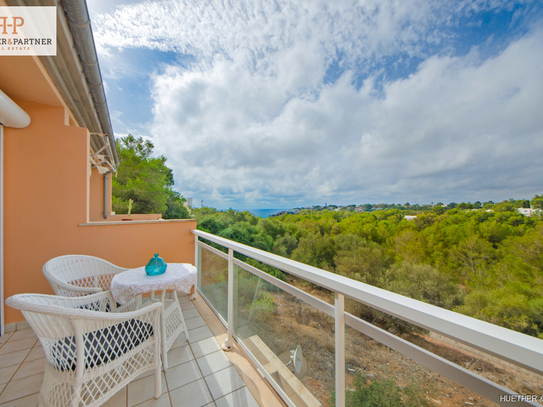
[2,0,118,169]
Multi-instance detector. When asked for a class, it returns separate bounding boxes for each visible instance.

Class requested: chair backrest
[43,255,127,296]
[6,293,117,369]
[6,293,162,406]
[6,293,160,367]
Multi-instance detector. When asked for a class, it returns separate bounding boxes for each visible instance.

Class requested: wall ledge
[79,219,195,226]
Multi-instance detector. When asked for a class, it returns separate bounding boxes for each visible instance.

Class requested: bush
[330,374,428,407]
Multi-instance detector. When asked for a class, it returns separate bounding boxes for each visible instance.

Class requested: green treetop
[112,134,189,219]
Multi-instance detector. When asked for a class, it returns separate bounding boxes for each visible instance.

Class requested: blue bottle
[145,253,167,276]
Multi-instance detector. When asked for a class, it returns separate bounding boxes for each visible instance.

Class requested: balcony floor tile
[165,360,202,391]
[168,378,213,407]
[204,366,246,400]
[196,350,232,377]
[0,373,43,404]
[167,344,195,367]
[0,392,39,407]
[214,387,260,407]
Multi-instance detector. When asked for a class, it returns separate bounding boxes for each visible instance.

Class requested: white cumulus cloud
[91,0,543,207]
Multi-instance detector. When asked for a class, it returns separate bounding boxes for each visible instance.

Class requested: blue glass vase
[145,253,167,276]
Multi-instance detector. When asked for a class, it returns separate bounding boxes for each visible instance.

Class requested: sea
[246,209,289,218]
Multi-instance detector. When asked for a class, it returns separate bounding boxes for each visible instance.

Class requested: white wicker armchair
[43,255,129,297]
[6,292,163,407]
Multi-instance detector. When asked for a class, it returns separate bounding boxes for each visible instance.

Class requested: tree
[451,236,495,286]
[393,229,427,264]
[457,202,474,210]
[163,190,190,219]
[334,235,391,285]
[291,234,337,269]
[112,135,189,218]
[531,194,543,209]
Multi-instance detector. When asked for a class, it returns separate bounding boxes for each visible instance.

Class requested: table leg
[189,284,195,300]
[160,290,168,370]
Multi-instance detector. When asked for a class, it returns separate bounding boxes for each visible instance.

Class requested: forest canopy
[195,199,543,338]
[112,135,190,219]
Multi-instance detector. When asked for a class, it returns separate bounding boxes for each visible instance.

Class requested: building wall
[3,102,196,324]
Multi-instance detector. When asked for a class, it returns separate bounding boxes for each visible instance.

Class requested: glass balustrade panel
[198,245,228,321]
[196,239,543,407]
[233,264,335,406]
[342,298,543,407]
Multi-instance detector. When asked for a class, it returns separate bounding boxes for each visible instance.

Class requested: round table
[111,263,197,370]
[111,263,196,305]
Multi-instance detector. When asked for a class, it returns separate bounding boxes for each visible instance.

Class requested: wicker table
[111,264,197,370]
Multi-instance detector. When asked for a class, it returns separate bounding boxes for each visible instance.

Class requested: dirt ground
[253,279,543,407]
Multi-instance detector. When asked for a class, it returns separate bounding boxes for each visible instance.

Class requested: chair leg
[154,365,162,399]
[161,313,168,370]
[162,345,168,370]
[155,320,162,398]
[71,385,82,407]
[174,291,190,342]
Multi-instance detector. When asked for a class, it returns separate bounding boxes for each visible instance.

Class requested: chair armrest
[108,264,130,275]
[87,301,163,321]
[49,278,104,296]
[7,292,162,321]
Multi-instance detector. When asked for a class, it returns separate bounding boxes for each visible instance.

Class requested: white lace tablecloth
[111,263,197,305]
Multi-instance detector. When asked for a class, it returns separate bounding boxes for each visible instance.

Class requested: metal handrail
[192,229,543,376]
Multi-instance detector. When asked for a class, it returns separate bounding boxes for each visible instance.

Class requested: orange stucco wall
[3,102,196,324]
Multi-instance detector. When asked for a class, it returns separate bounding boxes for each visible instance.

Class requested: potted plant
[122,199,134,221]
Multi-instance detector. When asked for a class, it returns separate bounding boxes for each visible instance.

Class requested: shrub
[330,374,428,407]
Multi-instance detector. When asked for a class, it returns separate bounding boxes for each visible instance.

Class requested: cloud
[91,0,543,207]
[93,0,486,67]
[149,29,543,207]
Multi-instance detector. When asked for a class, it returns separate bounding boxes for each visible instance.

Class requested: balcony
[2,228,543,407]
[0,292,284,407]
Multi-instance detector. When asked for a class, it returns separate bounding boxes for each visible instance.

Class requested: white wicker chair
[43,255,129,297]
[6,292,163,407]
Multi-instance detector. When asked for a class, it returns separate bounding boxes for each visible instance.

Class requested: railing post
[335,292,345,407]
[193,234,199,299]
[223,248,234,351]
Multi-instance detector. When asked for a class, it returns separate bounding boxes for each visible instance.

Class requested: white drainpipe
[0,89,31,129]
[0,89,30,335]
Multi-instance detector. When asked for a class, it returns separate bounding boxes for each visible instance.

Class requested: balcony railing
[192,229,543,407]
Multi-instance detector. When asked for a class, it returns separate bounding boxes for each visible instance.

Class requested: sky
[87,0,543,210]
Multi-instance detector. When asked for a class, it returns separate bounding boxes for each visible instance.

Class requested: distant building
[518,208,541,217]
[404,215,417,221]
